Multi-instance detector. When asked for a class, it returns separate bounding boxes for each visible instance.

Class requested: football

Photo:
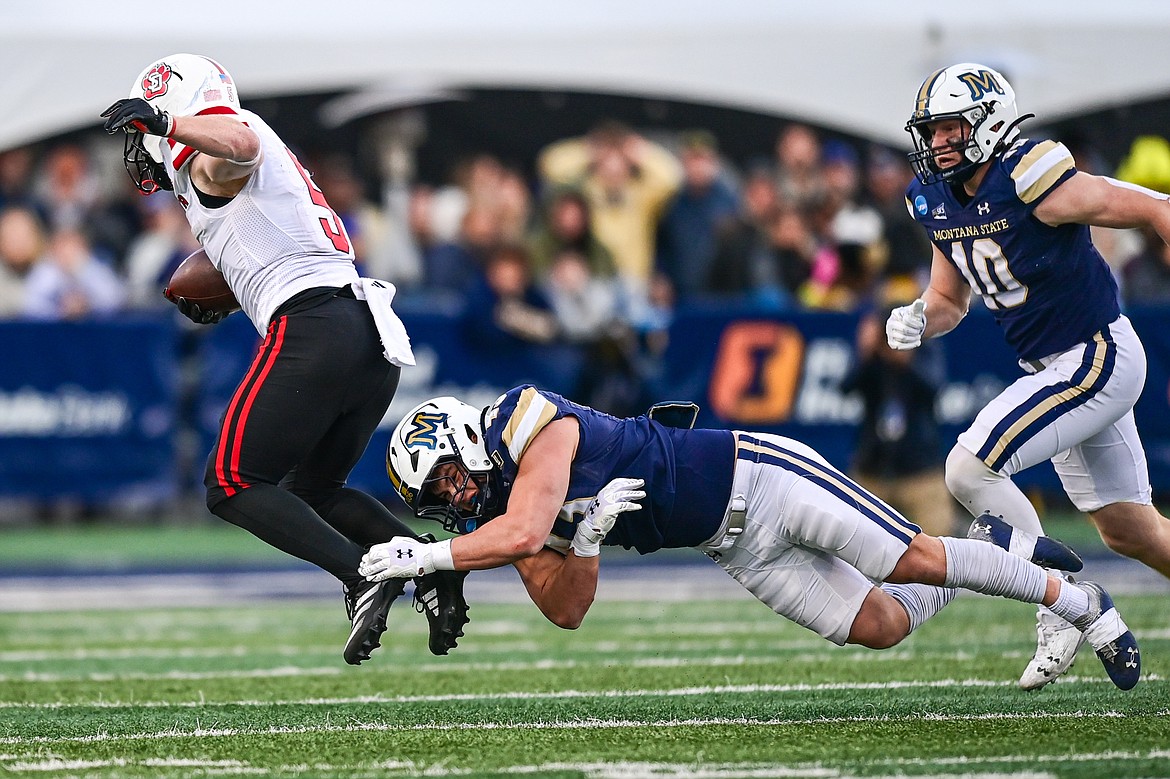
[164,248,239,313]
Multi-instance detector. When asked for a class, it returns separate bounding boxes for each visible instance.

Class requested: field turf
[0,572,1167,778]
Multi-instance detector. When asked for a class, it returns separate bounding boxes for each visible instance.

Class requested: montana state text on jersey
[905,138,1120,361]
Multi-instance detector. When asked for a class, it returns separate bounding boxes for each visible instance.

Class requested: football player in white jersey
[101,54,469,664]
[888,62,1170,689]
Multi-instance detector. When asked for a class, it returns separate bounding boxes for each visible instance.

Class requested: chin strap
[996,113,1036,152]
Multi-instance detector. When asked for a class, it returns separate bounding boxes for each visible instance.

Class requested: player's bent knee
[847,591,909,649]
[944,445,998,501]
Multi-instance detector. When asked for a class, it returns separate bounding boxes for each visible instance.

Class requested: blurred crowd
[3,119,1169,415]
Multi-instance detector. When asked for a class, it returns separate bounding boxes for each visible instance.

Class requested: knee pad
[944,445,1004,502]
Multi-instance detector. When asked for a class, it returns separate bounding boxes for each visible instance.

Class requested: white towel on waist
[351,278,415,367]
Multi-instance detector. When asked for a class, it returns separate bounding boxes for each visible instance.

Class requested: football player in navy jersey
[886,62,1170,689]
[358,388,1142,689]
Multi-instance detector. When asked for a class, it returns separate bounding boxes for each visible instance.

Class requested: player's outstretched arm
[513,477,645,629]
[513,549,597,629]
[1035,171,1170,242]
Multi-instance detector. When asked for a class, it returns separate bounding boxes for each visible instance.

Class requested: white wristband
[430,538,455,571]
[571,535,601,558]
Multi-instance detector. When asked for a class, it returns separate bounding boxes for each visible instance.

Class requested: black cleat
[414,569,470,656]
[342,577,406,665]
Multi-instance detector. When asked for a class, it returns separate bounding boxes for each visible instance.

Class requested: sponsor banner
[187,305,1170,501]
[0,316,178,502]
[4,305,1168,505]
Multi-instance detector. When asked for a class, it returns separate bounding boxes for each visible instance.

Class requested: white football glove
[885,298,927,350]
[359,536,454,581]
[571,477,646,558]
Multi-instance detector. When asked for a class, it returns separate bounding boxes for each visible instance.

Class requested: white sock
[939,536,1048,603]
[881,583,958,633]
[1046,579,1091,624]
[946,446,1045,535]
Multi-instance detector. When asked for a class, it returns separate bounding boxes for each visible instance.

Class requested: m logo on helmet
[142,63,176,100]
[958,69,1005,102]
[404,411,447,449]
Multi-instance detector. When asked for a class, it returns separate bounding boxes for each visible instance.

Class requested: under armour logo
[977,202,990,215]
[396,549,414,559]
[1125,647,1139,668]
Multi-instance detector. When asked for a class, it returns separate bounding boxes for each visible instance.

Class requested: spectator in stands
[465,244,559,350]
[0,147,38,212]
[1121,226,1170,305]
[543,248,622,345]
[23,227,124,320]
[495,166,533,245]
[32,143,138,267]
[710,201,813,311]
[463,244,582,396]
[797,140,885,312]
[655,130,740,299]
[526,187,615,282]
[0,205,46,317]
[423,203,500,296]
[538,120,681,292]
[842,289,956,537]
[822,140,883,251]
[121,195,199,310]
[773,123,825,211]
[864,146,933,287]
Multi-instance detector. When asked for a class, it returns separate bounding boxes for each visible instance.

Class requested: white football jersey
[164,109,359,332]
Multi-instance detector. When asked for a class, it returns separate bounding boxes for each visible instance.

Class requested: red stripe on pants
[215,317,288,496]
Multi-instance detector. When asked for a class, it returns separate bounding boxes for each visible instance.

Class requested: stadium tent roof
[2,0,1170,151]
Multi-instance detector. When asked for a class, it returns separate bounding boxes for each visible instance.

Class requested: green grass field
[0,574,1167,778]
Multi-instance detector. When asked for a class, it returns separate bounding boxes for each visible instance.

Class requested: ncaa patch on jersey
[914,195,928,216]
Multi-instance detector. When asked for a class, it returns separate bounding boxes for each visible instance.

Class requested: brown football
[164,248,239,312]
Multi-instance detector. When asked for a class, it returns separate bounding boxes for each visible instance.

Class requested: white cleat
[1018,605,1086,691]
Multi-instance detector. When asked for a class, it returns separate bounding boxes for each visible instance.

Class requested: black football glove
[100,98,174,137]
[172,295,229,325]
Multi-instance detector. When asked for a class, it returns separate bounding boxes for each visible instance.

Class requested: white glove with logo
[885,298,927,350]
[359,536,454,581]
[571,477,646,558]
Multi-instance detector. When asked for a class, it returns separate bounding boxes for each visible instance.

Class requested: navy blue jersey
[906,138,1120,360]
[481,386,735,553]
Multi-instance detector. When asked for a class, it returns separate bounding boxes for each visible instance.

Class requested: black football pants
[204,288,416,585]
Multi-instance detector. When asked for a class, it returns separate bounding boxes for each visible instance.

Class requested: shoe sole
[343,580,405,665]
[416,570,470,656]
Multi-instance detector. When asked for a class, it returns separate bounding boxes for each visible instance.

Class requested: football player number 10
[950,238,1028,310]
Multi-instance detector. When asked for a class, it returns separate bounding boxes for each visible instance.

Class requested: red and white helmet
[130,53,241,165]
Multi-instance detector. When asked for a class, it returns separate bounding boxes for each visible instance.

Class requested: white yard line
[0,649,1096,683]
[2,710,1166,747]
[0,675,1132,710]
